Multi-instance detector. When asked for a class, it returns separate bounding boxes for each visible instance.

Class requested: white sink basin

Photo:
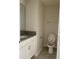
[20,36,28,39]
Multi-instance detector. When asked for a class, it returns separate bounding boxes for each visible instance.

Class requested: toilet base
[48,47,53,54]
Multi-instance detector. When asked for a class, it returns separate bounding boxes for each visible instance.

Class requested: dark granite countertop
[20,30,36,43]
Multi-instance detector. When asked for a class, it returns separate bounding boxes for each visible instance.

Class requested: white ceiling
[41,0,59,6]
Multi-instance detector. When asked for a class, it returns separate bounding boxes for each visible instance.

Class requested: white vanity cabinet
[20,36,36,59]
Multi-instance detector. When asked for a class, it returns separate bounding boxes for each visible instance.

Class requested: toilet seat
[48,44,54,47]
[48,43,55,46]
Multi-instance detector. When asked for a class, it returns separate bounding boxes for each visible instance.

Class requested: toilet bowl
[48,44,55,54]
[47,33,55,54]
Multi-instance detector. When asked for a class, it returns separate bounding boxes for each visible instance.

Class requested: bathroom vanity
[20,31,36,59]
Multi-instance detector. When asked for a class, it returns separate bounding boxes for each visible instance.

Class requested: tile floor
[32,47,57,59]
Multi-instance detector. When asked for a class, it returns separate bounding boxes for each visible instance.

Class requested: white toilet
[47,33,56,54]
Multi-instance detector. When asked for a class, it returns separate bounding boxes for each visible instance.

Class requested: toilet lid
[48,33,55,43]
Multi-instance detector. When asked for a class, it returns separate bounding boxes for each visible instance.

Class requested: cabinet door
[26,45,30,59]
[30,40,34,56]
[20,44,31,59]
[20,47,26,59]
[27,43,34,58]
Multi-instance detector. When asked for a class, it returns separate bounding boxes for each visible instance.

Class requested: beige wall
[44,6,59,46]
[26,0,44,56]
[26,0,37,31]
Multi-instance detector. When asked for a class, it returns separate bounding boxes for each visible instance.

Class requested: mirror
[20,3,26,30]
